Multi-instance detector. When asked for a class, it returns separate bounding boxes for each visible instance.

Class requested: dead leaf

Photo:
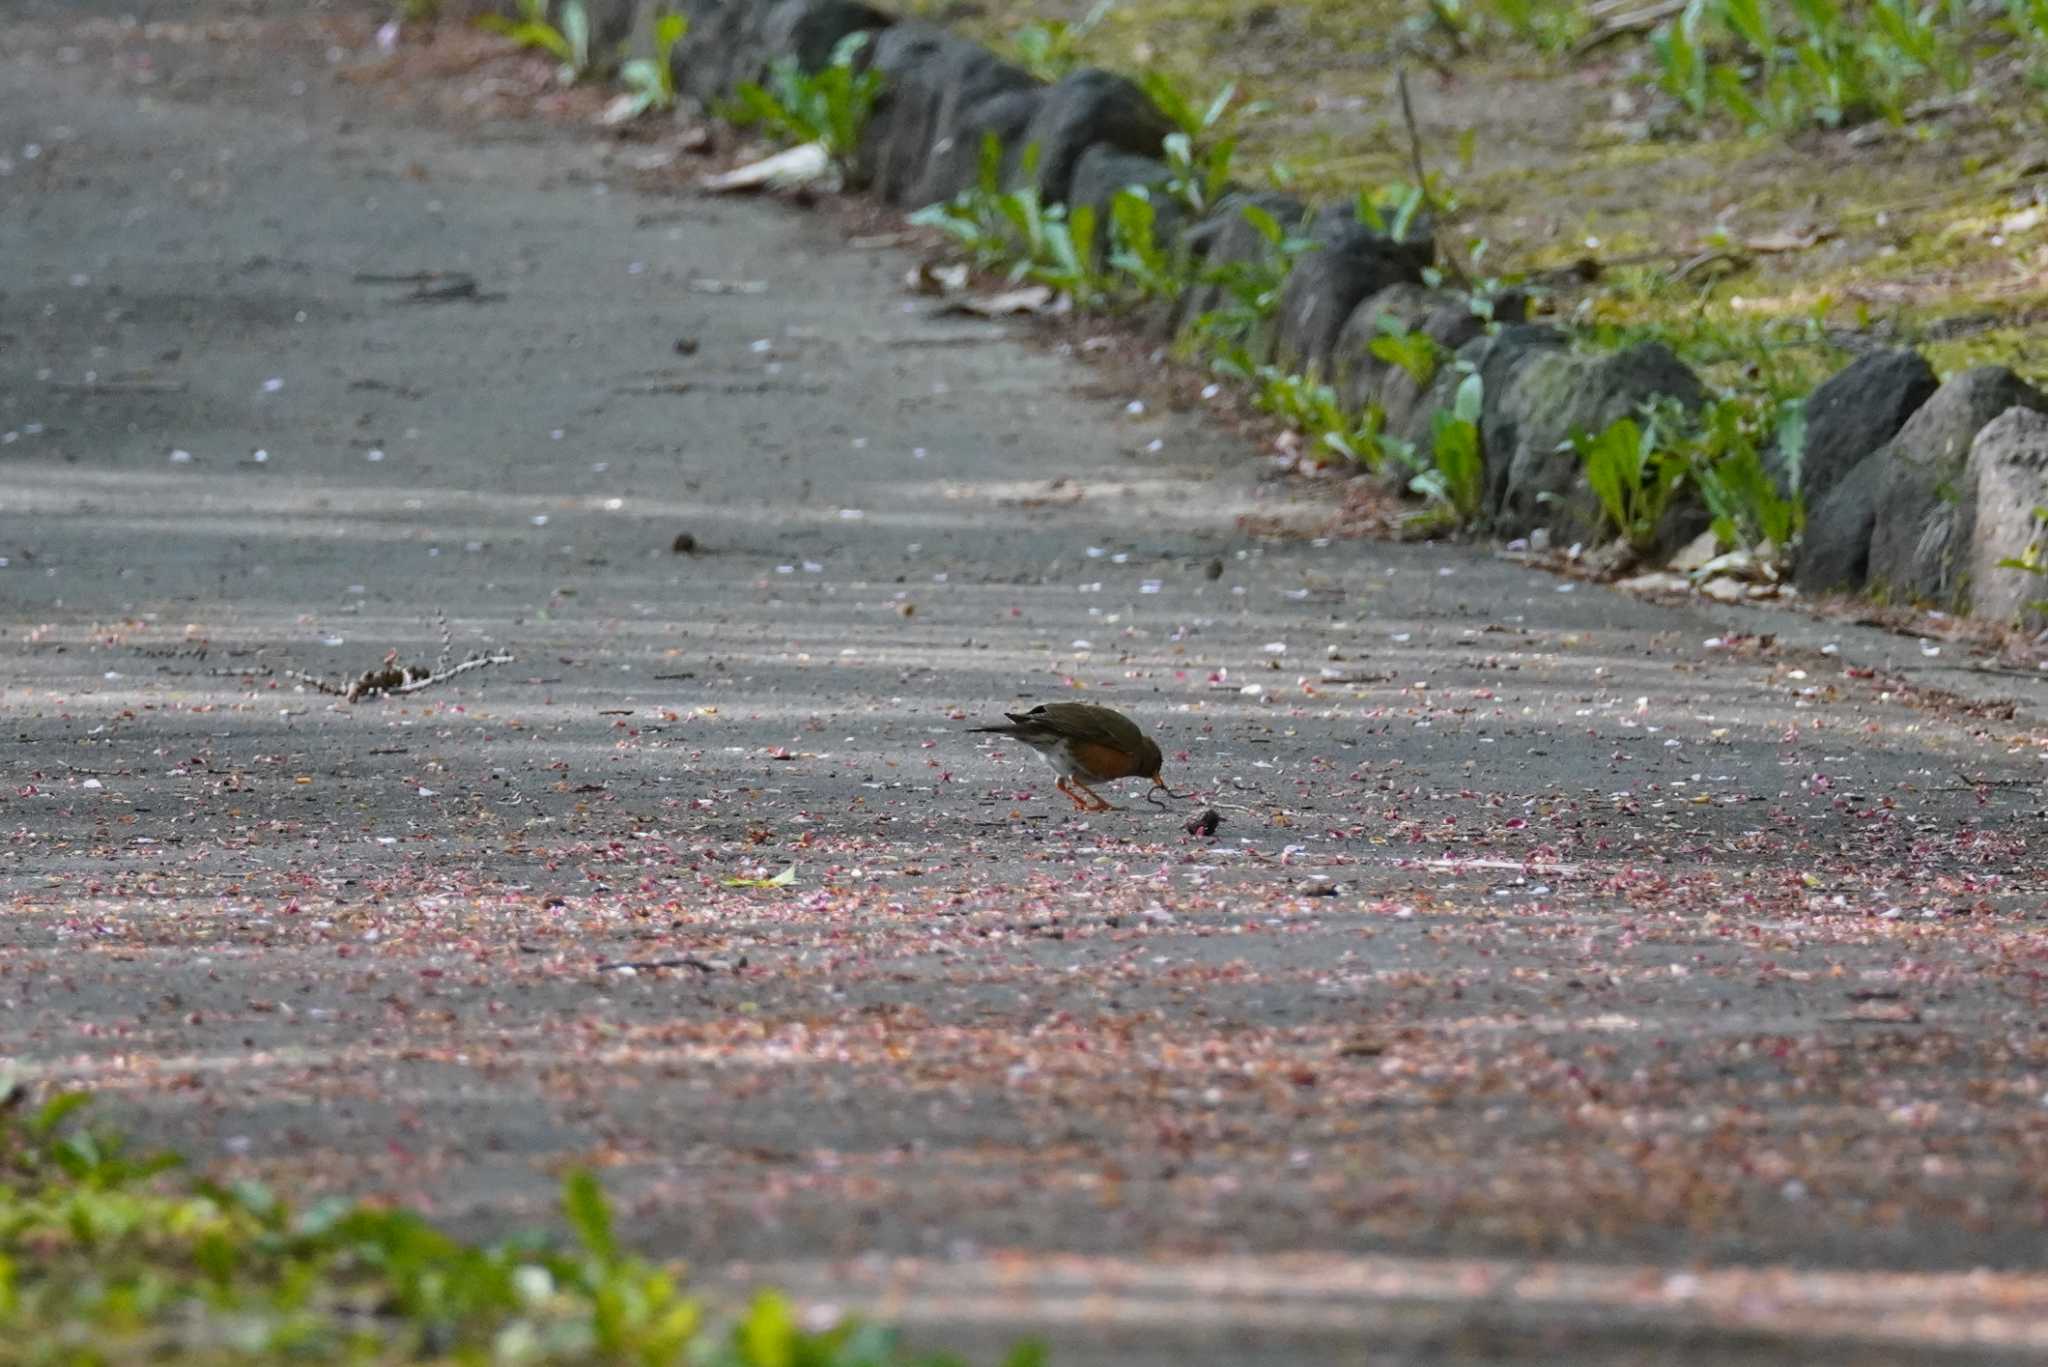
[907,261,970,296]
[701,141,832,193]
[1698,576,1747,603]
[1842,1000,1922,1024]
[1743,224,1836,254]
[942,284,1060,318]
[1616,571,1693,596]
[1669,528,1720,574]
[721,865,797,889]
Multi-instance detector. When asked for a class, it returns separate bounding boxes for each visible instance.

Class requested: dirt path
[4,6,2047,1363]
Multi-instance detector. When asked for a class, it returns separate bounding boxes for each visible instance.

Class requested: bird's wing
[1039,703,1146,752]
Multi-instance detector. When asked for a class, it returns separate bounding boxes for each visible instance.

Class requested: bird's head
[1136,738,1202,805]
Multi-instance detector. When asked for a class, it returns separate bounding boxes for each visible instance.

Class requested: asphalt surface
[4,5,2048,1363]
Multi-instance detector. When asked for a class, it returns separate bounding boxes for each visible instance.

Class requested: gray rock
[582,0,639,57]
[1011,69,1174,205]
[760,0,891,74]
[673,0,772,103]
[1328,284,1521,426]
[909,85,1045,207]
[1787,348,1936,507]
[1793,449,1884,594]
[1065,145,1179,254]
[1269,226,1428,379]
[1491,340,1706,548]
[884,42,1036,206]
[1867,365,2048,607]
[850,22,947,199]
[1966,407,2048,628]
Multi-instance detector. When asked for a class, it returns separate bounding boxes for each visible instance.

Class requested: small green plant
[1221,363,1414,472]
[1009,0,1114,80]
[1994,506,2048,617]
[910,134,1016,269]
[1580,305,1842,407]
[1015,194,1102,305]
[1106,187,1198,303]
[728,31,882,166]
[1369,317,1448,388]
[0,1090,1041,1364]
[1161,128,1236,216]
[1484,0,1589,54]
[1410,364,1487,524]
[1187,201,1319,352]
[1997,506,2048,573]
[1356,182,1431,242]
[1647,0,1970,133]
[614,11,687,119]
[1138,73,1248,216]
[1651,5,1711,117]
[1571,413,1688,552]
[1651,394,1805,552]
[478,0,593,83]
[909,143,1103,304]
[1139,72,1250,142]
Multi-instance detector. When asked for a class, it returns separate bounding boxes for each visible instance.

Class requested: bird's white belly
[1026,738,1089,780]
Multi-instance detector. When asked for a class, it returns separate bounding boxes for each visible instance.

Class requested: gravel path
[4,5,2047,1362]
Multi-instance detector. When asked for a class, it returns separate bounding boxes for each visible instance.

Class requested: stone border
[471,0,2048,635]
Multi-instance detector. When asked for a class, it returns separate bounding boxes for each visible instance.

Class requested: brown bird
[970,702,1187,811]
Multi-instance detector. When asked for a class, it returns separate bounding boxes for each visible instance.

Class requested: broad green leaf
[562,1169,617,1264]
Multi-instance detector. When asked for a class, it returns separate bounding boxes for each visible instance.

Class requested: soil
[4,4,2048,1363]
[928,0,2048,390]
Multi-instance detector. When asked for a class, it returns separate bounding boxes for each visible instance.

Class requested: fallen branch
[287,650,516,702]
[269,614,519,702]
[595,955,737,973]
[47,379,187,395]
[1396,67,1471,291]
[1571,0,1686,56]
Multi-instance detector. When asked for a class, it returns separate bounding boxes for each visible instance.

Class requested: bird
[970,702,1189,811]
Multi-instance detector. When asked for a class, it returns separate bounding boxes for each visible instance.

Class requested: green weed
[1106,188,1199,303]
[1186,200,1319,352]
[909,134,1017,269]
[613,11,687,120]
[1483,0,1589,54]
[1138,72,1252,217]
[1571,412,1688,552]
[478,0,593,82]
[1369,317,1448,387]
[1992,505,2048,620]
[0,1090,1039,1365]
[1409,365,1487,524]
[1009,0,1114,81]
[1647,0,1972,133]
[1645,394,1805,552]
[908,143,1105,305]
[1998,506,2048,573]
[728,31,882,166]
[1359,181,1441,242]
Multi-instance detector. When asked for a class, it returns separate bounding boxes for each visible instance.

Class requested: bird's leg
[1055,777,1092,810]
[1070,779,1116,812]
